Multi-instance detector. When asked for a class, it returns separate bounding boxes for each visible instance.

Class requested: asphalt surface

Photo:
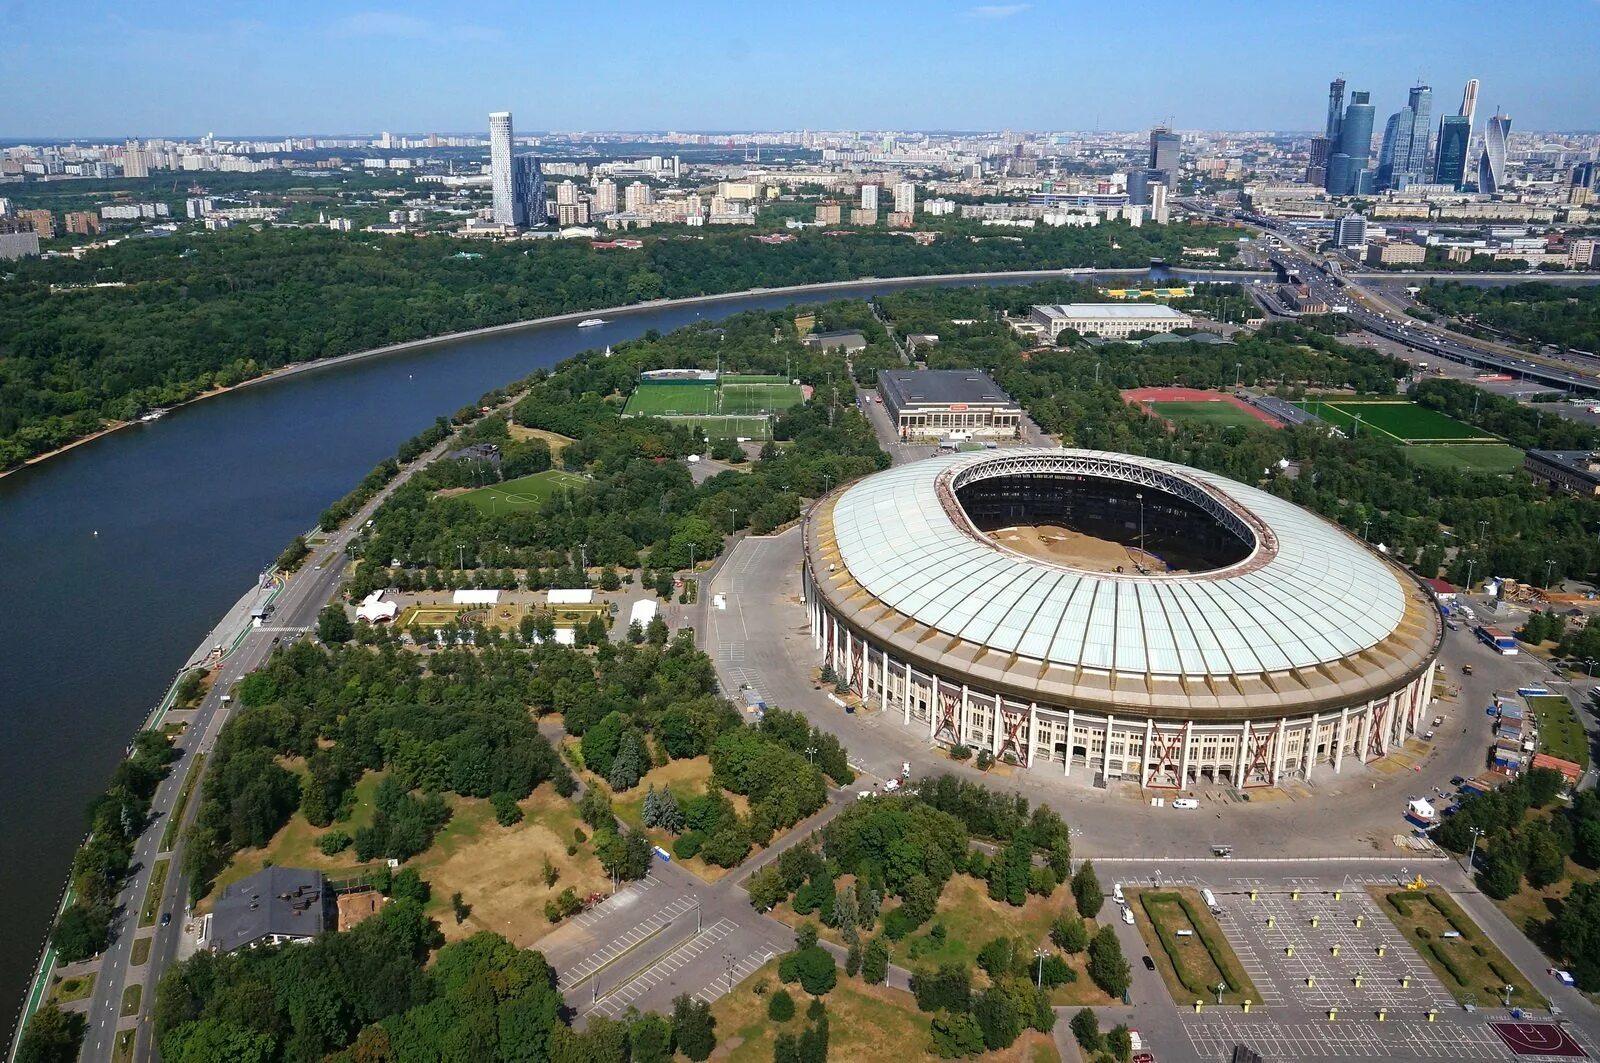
[69,436,453,1063]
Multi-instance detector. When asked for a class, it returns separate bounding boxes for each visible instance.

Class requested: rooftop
[877,368,1017,408]
[210,866,327,952]
[1036,303,1190,320]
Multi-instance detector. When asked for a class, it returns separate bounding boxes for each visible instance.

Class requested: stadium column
[959,684,971,747]
[1308,712,1321,774]
[1234,721,1249,783]
[1103,713,1116,780]
[1064,709,1076,776]
[903,660,912,726]
[846,629,854,689]
[1273,717,1288,783]
[930,675,940,738]
[1335,706,1349,773]
[883,649,891,715]
[1027,702,1038,768]
[992,694,1004,757]
[1355,702,1373,764]
[1178,721,1192,787]
[1143,718,1154,784]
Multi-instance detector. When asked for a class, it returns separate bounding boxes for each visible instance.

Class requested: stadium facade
[801,450,1443,788]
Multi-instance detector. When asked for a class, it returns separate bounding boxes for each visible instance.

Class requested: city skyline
[3,1,1599,137]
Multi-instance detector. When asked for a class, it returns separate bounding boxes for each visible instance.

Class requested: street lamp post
[1034,948,1048,989]
[1463,826,1486,872]
[805,745,818,765]
[1465,557,1477,592]
[456,543,466,569]
[1545,558,1557,590]
[1361,520,1372,543]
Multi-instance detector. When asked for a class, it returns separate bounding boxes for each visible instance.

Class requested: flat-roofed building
[1525,450,1600,496]
[1029,303,1192,340]
[876,369,1022,440]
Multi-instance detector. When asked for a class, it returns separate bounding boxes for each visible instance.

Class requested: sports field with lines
[624,377,803,418]
[1147,400,1269,430]
[1293,398,1498,444]
[455,470,587,514]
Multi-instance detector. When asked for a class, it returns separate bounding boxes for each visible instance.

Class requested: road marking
[557,896,697,990]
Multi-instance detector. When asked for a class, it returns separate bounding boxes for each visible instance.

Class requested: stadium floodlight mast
[1136,493,1146,557]
[1034,948,1049,988]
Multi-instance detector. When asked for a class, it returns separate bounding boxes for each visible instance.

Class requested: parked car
[1173,798,1199,810]
[1112,882,1125,904]
[1122,907,1135,925]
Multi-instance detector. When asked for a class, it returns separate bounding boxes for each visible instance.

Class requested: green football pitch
[1402,444,1525,474]
[1294,399,1498,444]
[456,470,587,513]
[623,378,803,418]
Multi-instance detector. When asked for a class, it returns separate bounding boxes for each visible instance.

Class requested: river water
[0,267,1226,1017]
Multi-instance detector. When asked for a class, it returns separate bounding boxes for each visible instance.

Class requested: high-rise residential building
[1149,127,1180,183]
[1325,90,1375,195]
[122,145,149,178]
[593,179,618,215]
[816,202,842,225]
[1572,162,1599,191]
[1306,136,1333,186]
[512,155,547,227]
[64,211,100,236]
[893,181,916,214]
[624,181,654,212]
[1325,78,1346,140]
[1478,111,1511,194]
[860,184,879,211]
[489,111,515,226]
[1433,115,1471,189]
[556,180,578,206]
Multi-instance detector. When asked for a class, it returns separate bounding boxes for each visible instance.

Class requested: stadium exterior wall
[800,455,1443,788]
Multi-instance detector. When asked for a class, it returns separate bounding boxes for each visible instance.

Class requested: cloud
[327,11,499,43]
[967,3,1030,17]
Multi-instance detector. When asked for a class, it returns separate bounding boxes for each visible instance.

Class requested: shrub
[317,830,352,856]
[949,744,972,762]
[862,937,889,984]
[1040,954,1075,987]
[673,831,704,860]
[768,988,795,1021]
[490,792,523,826]
[882,906,919,941]
[976,750,994,771]
[778,946,837,995]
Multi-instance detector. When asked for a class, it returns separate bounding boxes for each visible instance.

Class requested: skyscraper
[1478,111,1511,194]
[1433,116,1471,189]
[1149,127,1180,183]
[1325,78,1346,140]
[1376,86,1432,189]
[512,155,547,227]
[1376,108,1412,189]
[1459,79,1479,129]
[489,111,515,226]
[893,181,916,214]
[1325,91,1374,195]
[1405,85,1432,183]
[1307,136,1333,186]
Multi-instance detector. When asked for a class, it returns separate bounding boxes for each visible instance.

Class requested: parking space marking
[557,895,698,990]
[568,877,658,929]
[590,918,740,1017]
[694,943,783,1005]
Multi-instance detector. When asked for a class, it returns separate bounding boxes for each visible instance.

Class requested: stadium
[801,450,1444,787]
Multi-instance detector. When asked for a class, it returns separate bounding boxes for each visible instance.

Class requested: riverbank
[0,263,1268,483]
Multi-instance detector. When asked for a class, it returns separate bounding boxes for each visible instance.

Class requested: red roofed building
[1531,752,1582,784]
[1425,578,1456,602]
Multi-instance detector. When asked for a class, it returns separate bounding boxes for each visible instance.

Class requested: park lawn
[48,973,94,1004]
[1130,888,1259,1006]
[1146,400,1264,430]
[711,959,1057,1063]
[1402,444,1525,474]
[139,859,170,928]
[1526,695,1591,771]
[1370,887,1545,1007]
[506,425,574,457]
[622,381,717,417]
[206,770,390,904]
[455,469,588,514]
[408,783,608,948]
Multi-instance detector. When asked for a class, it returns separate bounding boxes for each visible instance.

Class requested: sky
[4,0,1598,138]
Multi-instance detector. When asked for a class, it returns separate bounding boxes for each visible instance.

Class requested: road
[65,433,456,1063]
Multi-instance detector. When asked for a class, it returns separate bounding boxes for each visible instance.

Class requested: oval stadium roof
[827,450,1411,680]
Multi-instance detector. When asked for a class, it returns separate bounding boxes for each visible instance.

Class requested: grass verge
[1371,887,1544,1007]
[48,973,94,1004]
[1526,695,1591,771]
[138,859,170,928]
[130,938,151,967]
[1131,888,1259,1005]
[114,1030,135,1063]
[119,983,142,1018]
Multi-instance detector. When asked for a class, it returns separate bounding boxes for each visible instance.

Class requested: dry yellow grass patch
[415,785,607,948]
[507,425,574,456]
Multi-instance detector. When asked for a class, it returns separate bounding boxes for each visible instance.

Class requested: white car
[1122,906,1135,925]
[1173,798,1200,810]
[1113,882,1125,904]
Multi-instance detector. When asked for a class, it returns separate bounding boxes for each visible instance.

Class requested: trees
[911,963,971,1013]
[1051,913,1089,953]
[768,988,796,1021]
[778,944,837,995]
[1070,1008,1102,1054]
[1480,847,1526,899]
[862,936,890,984]
[1072,860,1104,919]
[671,994,716,1062]
[316,605,353,644]
[1087,925,1131,999]
[929,1011,985,1058]
[50,903,110,963]
[15,1003,85,1063]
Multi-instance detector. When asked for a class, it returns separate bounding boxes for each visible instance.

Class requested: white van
[1112,882,1125,904]
[1173,798,1199,810]
[1201,888,1219,911]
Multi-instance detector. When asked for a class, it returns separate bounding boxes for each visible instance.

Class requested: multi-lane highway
[56,437,451,1063]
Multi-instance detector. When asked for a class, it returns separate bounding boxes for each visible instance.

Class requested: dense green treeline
[0,219,1237,469]
[1417,281,1600,353]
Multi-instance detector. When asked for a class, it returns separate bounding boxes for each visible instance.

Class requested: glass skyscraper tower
[1478,112,1511,194]
[1325,91,1375,195]
[489,111,516,227]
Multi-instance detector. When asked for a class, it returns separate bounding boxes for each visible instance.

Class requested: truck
[1475,625,1519,655]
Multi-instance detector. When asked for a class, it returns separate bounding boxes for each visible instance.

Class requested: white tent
[1406,798,1436,821]
[355,591,398,624]
[547,589,594,606]
[629,599,659,628]
[452,589,500,605]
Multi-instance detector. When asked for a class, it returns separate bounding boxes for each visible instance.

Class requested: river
[0,266,1232,1020]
